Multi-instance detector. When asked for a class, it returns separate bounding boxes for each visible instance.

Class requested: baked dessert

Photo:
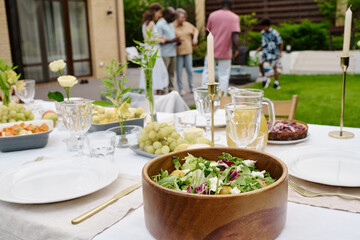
[268,119,308,141]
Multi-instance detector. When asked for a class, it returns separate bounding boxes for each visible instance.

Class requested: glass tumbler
[225,102,262,148]
[60,99,92,154]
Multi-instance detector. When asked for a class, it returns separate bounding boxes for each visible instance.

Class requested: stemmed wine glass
[59,99,92,155]
[14,79,35,109]
[193,87,220,140]
[225,102,262,148]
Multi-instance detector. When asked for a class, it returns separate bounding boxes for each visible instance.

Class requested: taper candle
[207,31,215,84]
[342,7,352,57]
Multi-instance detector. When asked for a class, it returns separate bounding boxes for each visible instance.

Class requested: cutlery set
[71,183,142,224]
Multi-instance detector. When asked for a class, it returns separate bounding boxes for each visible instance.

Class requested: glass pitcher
[227,87,276,149]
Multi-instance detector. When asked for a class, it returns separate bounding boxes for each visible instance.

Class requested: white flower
[243,160,256,167]
[49,59,66,73]
[357,40,360,48]
[230,187,241,194]
[57,75,77,88]
[251,170,266,178]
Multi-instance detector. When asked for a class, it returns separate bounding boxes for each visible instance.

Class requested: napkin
[0,174,143,240]
[288,176,360,213]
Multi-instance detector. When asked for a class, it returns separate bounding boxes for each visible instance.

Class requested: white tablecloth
[0,112,359,240]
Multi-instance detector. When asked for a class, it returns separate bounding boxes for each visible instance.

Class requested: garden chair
[263,95,298,120]
[220,93,298,120]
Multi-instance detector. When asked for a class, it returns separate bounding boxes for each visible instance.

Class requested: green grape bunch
[0,102,34,123]
[138,122,187,155]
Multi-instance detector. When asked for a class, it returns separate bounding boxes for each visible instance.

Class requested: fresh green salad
[152,152,276,195]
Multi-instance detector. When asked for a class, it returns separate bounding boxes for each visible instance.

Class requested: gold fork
[289,180,360,200]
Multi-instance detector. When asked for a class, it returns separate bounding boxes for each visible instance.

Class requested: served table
[0,111,359,240]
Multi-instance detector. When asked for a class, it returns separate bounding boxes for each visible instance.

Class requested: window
[6,0,92,82]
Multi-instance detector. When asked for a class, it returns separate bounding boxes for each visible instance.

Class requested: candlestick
[206,82,219,145]
[329,56,354,139]
[342,7,352,57]
[207,32,215,84]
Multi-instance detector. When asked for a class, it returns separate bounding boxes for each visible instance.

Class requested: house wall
[87,0,120,79]
[0,0,12,63]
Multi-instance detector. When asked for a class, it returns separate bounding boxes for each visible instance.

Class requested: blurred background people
[256,18,283,90]
[173,8,199,96]
[140,3,168,95]
[201,0,240,94]
[156,7,180,93]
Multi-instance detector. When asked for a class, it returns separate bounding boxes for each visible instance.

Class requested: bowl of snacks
[89,105,145,132]
[142,147,288,240]
[0,119,53,152]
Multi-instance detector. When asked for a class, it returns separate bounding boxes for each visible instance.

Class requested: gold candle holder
[328,56,354,139]
[206,82,219,145]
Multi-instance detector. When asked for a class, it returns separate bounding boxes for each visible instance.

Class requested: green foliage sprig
[131,28,161,69]
[131,28,160,122]
[93,60,131,108]
[0,59,21,91]
[92,60,132,134]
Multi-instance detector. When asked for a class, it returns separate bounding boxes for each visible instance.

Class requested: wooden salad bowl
[142,147,288,240]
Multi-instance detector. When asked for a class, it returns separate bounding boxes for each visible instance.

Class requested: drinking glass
[193,87,220,138]
[85,131,116,161]
[174,111,197,133]
[225,102,262,148]
[14,79,35,109]
[60,99,92,154]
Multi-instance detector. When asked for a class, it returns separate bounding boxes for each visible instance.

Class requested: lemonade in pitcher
[226,88,275,150]
[225,103,263,148]
[227,114,268,149]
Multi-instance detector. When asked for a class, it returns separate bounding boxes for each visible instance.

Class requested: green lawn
[246,74,360,128]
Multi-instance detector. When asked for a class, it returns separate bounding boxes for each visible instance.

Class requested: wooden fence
[205,0,325,27]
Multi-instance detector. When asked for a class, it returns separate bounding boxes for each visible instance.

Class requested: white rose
[49,60,66,72]
[57,75,77,88]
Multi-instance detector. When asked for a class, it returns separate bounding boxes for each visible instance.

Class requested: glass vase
[1,88,11,106]
[144,68,155,122]
[107,125,142,148]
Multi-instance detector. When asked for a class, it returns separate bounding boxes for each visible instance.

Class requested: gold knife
[71,182,142,224]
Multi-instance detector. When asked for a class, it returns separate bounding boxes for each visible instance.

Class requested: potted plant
[237,13,261,82]
[240,53,261,82]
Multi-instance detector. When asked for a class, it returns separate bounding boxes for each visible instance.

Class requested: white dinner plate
[268,134,310,145]
[280,146,360,187]
[0,156,119,204]
[196,109,226,127]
